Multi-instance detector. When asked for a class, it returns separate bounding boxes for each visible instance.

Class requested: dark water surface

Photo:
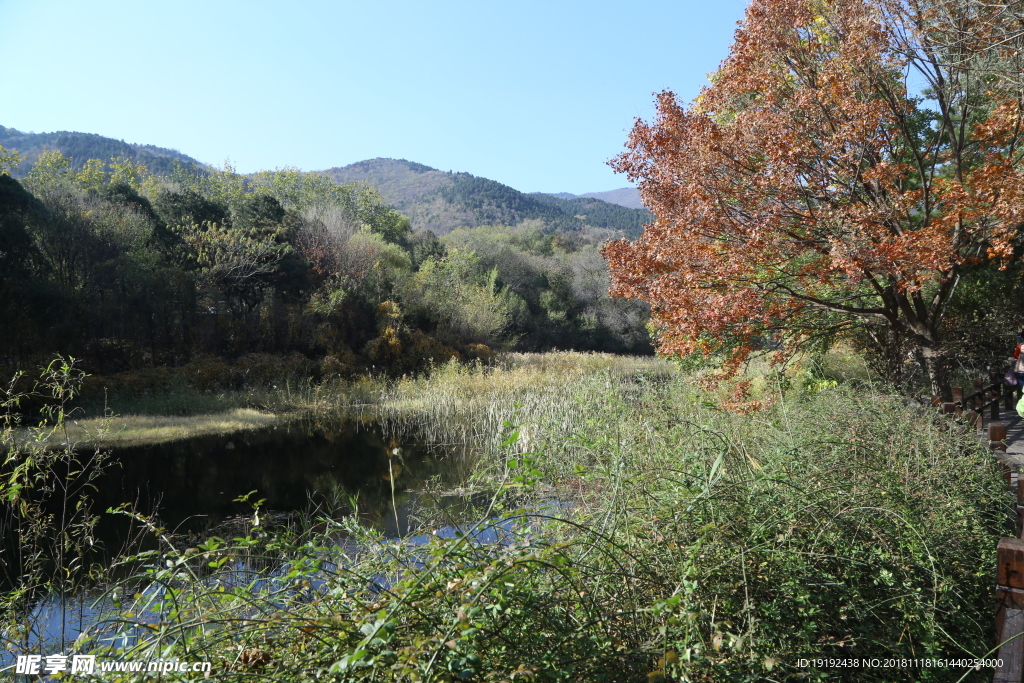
[2,416,466,667]
[88,416,450,538]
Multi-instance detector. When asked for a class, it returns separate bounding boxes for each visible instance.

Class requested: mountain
[327,158,651,237]
[0,127,650,237]
[551,188,643,210]
[0,126,205,177]
[525,192,650,238]
[581,188,643,209]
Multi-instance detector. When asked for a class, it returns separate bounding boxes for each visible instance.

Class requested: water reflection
[90,416,449,537]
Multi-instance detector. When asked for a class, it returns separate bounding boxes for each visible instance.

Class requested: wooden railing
[940,373,1013,425]
[947,373,1024,682]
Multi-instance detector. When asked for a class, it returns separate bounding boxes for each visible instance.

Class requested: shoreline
[17,408,288,449]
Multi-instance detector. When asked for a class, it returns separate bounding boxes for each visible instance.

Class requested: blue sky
[0,1,747,194]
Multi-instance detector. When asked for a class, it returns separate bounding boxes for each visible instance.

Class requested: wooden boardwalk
[998,412,1024,463]
[980,389,1024,682]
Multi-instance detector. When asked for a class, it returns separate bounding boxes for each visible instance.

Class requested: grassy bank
[27,408,281,448]
[59,352,669,447]
[66,355,1009,682]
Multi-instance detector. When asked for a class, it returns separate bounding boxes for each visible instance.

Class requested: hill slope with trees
[0,126,205,178]
[0,139,652,382]
[2,133,652,240]
[547,187,644,209]
[326,158,651,237]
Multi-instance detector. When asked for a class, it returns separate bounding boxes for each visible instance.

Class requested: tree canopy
[603,0,1024,398]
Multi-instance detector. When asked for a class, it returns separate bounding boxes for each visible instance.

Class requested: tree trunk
[920,345,951,401]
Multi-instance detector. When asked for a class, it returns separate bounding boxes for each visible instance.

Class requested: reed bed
[61,352,670,449]
[368,353,674,481]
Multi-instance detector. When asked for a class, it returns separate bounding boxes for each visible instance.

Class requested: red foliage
[603,0,1024,396]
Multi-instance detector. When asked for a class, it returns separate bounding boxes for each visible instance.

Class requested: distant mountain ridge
[0,127,651,237]
[552,187,643,210]
[0,126,204,177]
[327,158,651,237]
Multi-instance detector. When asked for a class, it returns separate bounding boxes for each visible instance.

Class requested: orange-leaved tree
[603,0,1024,399]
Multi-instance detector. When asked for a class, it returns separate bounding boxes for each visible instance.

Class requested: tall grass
[1,359,117,662]
[73,355,1008,682]
[371,354,674,478]
[67,352,672,449]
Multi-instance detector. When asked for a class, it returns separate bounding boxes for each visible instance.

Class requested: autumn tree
[603,0,1024,398]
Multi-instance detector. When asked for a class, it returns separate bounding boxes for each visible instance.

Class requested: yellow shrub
[182,356,234,390]
[464,343,495,364]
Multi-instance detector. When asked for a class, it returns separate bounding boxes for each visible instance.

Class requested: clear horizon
[0,1,748,194]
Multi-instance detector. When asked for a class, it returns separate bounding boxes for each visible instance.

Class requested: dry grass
[365,352,675,481]
[21,350,876,451]
[289,351,672,416]
[25,408,282,448]
[496,351,672,376]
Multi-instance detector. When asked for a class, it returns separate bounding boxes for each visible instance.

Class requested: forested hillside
[552,187,643,209]
[0,126,205,178]
[2,130,652,239]
[327,157,651,237]
[0,143,651,382]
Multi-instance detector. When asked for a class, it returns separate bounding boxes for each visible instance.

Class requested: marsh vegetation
[0,352,1008,682]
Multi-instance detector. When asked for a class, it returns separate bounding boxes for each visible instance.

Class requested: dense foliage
[0,148,650,380]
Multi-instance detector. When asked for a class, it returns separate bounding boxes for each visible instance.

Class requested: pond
[85,415,456,539]
[1,415,477,668]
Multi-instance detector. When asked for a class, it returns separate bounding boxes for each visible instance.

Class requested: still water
[90,415,453,538]
[2,416,472,668]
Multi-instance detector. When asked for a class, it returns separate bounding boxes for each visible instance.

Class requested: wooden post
[995,538,1024,682]
[992,422,1009,445]
[992,423,1009,466]
[966,409,982,430]
[942,401,956,415]
[975,377,985,411]
[953,385,964,405]
[990,422,1011,484]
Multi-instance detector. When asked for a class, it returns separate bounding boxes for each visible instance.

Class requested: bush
[235,351,315,386]
[181,355,234,391]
